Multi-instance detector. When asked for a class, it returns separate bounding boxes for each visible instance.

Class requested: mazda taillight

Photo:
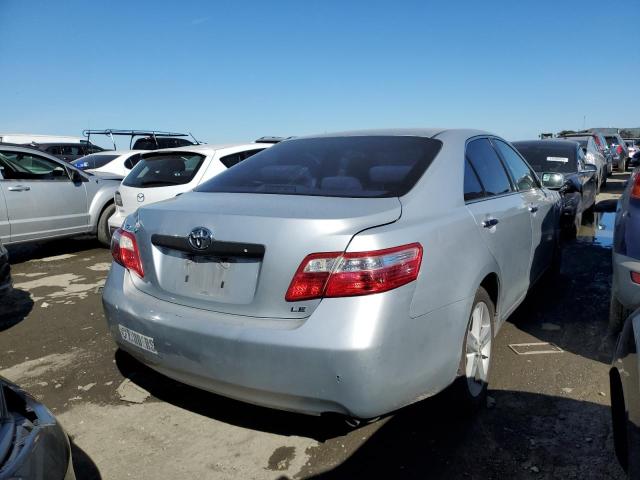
[631,171,640,200]
[631,272,640,284]
[285,243,423,301]
[111,228,144,278]
[617,145,624,155]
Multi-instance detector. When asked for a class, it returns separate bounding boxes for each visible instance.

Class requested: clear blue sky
[1,0,638,147]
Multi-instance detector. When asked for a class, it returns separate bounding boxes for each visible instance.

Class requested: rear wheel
[97,203,116,247]
[452,287,494,412]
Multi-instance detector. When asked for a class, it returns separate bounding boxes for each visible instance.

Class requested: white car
[73,150,146,177]
[108,143,273,232]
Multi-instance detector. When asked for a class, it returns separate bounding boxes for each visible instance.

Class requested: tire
[451,286,495,413]
[609,292,630,335]
[97,203,116,247]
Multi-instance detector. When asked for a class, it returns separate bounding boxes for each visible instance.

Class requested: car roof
[513,139,578,150]
[292,128,492,140]
[141,143,272,156]
[81,150,143,158]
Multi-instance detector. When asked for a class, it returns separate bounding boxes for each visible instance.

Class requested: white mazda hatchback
[108,142,273,232]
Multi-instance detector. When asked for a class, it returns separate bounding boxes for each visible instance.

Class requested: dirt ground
[0,173,631,479]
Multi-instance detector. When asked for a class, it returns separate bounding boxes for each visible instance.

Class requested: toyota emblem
[137,193,145,202]
[188,227,213,251]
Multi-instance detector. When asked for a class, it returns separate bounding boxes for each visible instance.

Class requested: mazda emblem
[137,193,145,202]
[188,227,213,251]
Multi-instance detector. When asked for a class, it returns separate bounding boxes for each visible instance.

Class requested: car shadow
[114,349,350,442]
[0,288,33,331]
[507,240,614,364]
[303,384,623,479]
[70,438,102,480]
[6,236,104,265]
[115,350,623,478]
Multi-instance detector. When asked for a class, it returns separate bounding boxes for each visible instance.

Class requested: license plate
[119,324,157,354]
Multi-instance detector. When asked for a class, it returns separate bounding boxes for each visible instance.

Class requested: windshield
[195,136,443,198]
[73,154,119,170]
[513,144,577,174]
[123,152,205,188]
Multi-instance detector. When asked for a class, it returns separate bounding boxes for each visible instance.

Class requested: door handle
[529,205,539,213]
[7,185,30,192]
[482,218,499,228]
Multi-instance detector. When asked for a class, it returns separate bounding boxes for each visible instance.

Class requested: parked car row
[2,126,638,478]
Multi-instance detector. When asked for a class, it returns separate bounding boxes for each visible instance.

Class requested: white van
[108,142,273,231]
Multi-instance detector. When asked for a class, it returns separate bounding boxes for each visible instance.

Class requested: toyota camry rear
[102,130,558,419]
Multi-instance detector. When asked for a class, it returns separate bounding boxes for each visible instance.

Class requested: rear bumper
[108,208,126,231]
[102,264,471,418]
[612,251,640,310]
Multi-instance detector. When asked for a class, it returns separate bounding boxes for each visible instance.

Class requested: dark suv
[29,142,106,162]
[131,137,194,150]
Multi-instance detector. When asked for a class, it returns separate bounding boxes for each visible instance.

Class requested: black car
[29,142,105,162]
[131,136,193,150]
[0,377,75,479]
[513,140,598,235]
[0,240,10,295]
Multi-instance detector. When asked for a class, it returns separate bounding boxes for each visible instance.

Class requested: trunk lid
[117,183,188,221]
[130,192,402,319]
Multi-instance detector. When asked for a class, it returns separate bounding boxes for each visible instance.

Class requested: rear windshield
[123,152,205,188]
[513,144,577,174]
[195,136,443,198]
[73,154,118,170]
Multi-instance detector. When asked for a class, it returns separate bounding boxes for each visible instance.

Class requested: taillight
[111,228,144,278]
[631,171,640,200]
[285,243,422,301]
[632,272,640,284]
[617,145,624,155]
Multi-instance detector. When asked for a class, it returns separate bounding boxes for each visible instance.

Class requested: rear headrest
[369,165,412,184]
[260,165,314,187]
[320,176,362,191]
[162,158,185,173]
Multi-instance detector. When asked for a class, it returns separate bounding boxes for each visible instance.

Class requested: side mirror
[70,169,85,183]
[541,172,565,190]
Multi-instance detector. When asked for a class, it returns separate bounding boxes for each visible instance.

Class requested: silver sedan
[102,129,561,420]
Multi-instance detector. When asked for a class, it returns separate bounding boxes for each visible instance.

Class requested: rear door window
[196,136,443,198]
[122,152,205,188]
[465,138,513,196]
[464,159,484,202]
[492,139,539,190]
[123,154,142,170]
[219,148,265,168]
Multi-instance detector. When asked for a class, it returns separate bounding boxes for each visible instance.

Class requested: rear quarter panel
[347,131,497,320]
